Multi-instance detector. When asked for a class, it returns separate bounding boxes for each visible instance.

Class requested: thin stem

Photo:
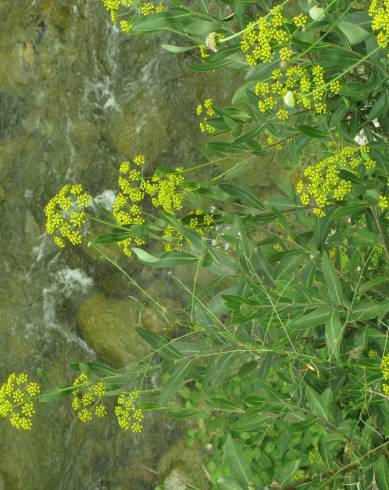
[91,243,170,323]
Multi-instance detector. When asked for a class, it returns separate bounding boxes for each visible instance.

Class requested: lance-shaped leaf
[289,306,332,331]
[375,454,389,489]
[133,248,198,268]
[224,435,253,489]
[349,300,389,322]
[136,327,182,360]
[159,359,192,405]
[321,252,345,305]
[325,309,343,360]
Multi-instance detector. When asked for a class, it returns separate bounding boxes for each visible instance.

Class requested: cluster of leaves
[5,1,389,489]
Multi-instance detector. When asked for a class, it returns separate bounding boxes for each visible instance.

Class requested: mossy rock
[78,293,147,367]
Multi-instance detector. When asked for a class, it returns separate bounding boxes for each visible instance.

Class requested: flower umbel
[197,98,216,134]
[45,184,92,248]
[256,64,340,118]
[240,6,291,66]
[112,155,191,255]
[296,146,375,216]
[115,389,144,432]
[140,2,164,16]
[369,0,389,56]
[381,354,389,396]
[71,373,107,423]
[0,373,41,430]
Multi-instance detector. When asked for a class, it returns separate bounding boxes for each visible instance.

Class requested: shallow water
[0,1,281,488]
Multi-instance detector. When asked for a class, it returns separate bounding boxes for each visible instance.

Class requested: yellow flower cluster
[0,373,41,430]
[163,210,214,251]
[293,13,308,29]
[369,0,389,56]
[115,390,144,432]
[378,195,388,211]
[102,0,130,22]
[255,64,340,118]
[266,133,282,151]
[139,2,164,16]
[241,6,291,65]
[71,373,107,423]
[45,184,92,248]
[120,19,132,32]
[381,354,389,396]
[197,98,216,134]
[113,155,189,256]
[296,146,375,217]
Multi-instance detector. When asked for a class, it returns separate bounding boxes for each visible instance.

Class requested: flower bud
[283,91,295,108]
[309,6,325,21]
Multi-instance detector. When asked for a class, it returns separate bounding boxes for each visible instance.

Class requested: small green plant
[2,1,389,488]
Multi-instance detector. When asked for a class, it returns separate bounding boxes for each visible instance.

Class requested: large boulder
[78,293,147,367]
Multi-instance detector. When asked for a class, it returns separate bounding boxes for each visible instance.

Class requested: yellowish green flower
[256,64,340,117]
[378,195,389,211]
[293,13,308,29]
[120,20,132,32]
[0,373,41,430]
[102,0,121,10]
[381,354,389,396]
[115,389,144,432]
[113,156,193,255]
[266,134,282,151]
[71,373,107,423]
[45,184,92,248]
[240,6,290,65]
[369,0,389,56]
[197,98,216,134]
[296,146,375,216]
[279,47,293,62]
[140,2,164,16]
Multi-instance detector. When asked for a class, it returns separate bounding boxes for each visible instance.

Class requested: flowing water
[0,1,281,488]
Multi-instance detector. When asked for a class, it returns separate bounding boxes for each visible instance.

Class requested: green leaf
[39,386,75,402]
[94,232,131,244]
[349,300,389,322]
[232,124,263,146]
[204,351,240,388]
[132,248,198,268]
[234,0,244,25]
[136,327,182,360]
[166,408,199,418]
[131,9,192,33]
[217,477,244,490]
[278,459,301,487]
[367,92,388,122]
[219,183,265,210]
[306,386,329,421]
[289,306,332,331]
[297,125,328,138]
[224,435,253,489]
[358,276,389,294]
[338,21,370,45]
[232,411,272,432]
[69,361,118,376]
[159,359,192,405]
[161,44,196,53]
[190,46,242,71]
[325,310,343,360]
[353,229,381,247]
[375,454,389,489]
[321,252,345,305]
